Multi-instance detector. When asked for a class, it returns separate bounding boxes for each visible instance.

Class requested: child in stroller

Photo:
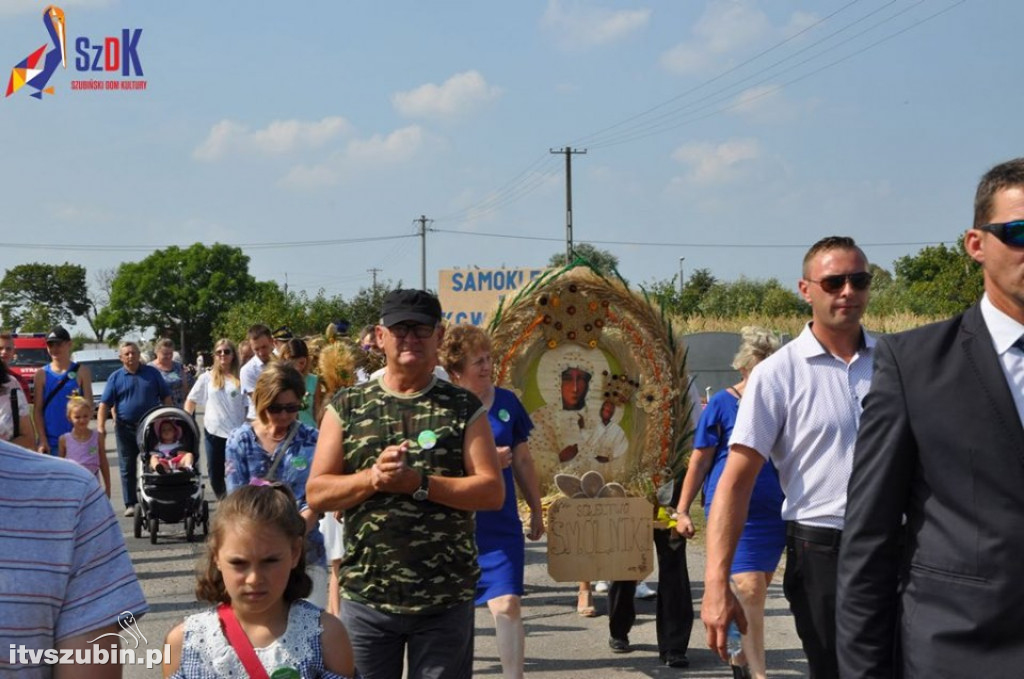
[149,417,196,474]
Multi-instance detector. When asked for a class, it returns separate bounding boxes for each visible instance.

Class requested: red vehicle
[10,333,49,403]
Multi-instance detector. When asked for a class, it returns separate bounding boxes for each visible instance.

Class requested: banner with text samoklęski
[546,496,654,582]
[437,268,548,326]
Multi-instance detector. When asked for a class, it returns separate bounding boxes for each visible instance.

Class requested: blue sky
[0,0,1017,311]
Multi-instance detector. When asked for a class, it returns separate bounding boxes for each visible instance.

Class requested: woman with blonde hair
[440,324,544,679]
[676,326,784,679]
[185,338,245,499]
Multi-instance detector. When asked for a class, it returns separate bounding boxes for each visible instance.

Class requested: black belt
[786,522,842,548]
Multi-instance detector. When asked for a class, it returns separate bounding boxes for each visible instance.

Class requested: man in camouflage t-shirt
[309,289,504,679]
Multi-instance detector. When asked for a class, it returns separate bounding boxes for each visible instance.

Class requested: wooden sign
[546,496,654,582]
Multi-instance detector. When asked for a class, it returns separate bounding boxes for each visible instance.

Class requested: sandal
[577,590,597,617]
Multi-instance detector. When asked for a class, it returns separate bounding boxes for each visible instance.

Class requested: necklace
[269,430,287,442]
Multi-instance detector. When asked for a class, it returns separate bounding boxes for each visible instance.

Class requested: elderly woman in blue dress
[440,325,544,679]
[676,326,783,679]
[226,361,328,608]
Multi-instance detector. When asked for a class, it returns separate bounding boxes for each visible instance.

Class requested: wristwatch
[412,473,430,501]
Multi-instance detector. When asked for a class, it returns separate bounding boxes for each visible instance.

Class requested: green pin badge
[270,668,301,679]
[291,457,308,470]
[498,408,510,422]
[418,429,438,449]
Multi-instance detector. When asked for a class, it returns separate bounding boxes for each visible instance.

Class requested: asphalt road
[99,419,808,679]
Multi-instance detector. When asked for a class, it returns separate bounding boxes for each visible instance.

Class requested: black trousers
[783,528,840,679]
[609,529,694,661]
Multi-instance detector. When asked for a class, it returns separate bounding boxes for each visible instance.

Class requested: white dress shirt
[730,322,875,529]
[980,294,1024,429]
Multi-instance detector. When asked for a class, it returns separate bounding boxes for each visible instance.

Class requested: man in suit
[837,158,1024,677]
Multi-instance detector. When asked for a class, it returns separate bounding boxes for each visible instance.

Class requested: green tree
[212,282,295,347]
[644,267,717,317]
[548,243,620,275]
[891,242,982,316]
[0,262,90,330]
[698,277,807,317]
[342,282,400,332]
[83,267,116,343]
[106,243,258,360]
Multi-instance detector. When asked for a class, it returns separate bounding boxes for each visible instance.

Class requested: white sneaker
[594,581,609,593]
[635,581,656,600]
[124,506,135,518]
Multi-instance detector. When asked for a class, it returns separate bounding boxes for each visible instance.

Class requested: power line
[0,233,417,252]
[571,0,873,148]
[588,0,951,150]
[429,227,952,249]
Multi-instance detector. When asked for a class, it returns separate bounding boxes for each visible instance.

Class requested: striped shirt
[0,442,147,677]
[730,323,875,529]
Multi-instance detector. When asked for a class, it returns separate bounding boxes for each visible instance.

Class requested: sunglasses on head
[976,220,1024,247]
[806,271,873,294]
[388,323,436,339]
[266,403,302,414]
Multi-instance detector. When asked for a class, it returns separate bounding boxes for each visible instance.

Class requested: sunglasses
[266,403,302,414]
[976,220,1024,247]
[214,349,233,356]
[388,323,436,339]
[806,271,873,294]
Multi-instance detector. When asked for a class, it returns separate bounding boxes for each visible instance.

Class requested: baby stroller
[133,406,209,544]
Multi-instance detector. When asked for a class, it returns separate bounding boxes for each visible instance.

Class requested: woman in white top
[185,338,246,499]
[0,357,32,450]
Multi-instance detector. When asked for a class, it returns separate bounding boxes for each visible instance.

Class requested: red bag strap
[216,603,271,679]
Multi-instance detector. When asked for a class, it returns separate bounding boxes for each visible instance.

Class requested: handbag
[216,603,270,679]
[42,362,79,411]
[251,422,300,485]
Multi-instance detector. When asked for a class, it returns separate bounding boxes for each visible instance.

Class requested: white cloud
[192,116,351,162]
[392,71,501,120]
[279,125,429,190]
[730,84,819,123]
[671,138,761,185]
[541,0,651,49]
[346,125,425,164]
[661,1,816,75]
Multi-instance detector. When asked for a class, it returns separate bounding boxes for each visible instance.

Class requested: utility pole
[367,267,382,290]
[416,215,431,290]
[679,257,685,295]
[549,146,587,262]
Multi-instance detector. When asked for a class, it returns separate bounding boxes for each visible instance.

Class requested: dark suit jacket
[837,303,1024,678]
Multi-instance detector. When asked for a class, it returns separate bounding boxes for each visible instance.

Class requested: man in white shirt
[838,158,1024,677]
[702,236,875,679]
[239,323,274,419]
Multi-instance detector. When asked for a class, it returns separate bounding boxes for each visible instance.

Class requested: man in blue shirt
[98,340,171,516]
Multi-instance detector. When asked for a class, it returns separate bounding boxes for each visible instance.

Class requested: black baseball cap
[46,326,71,343]
[380,289,442,327]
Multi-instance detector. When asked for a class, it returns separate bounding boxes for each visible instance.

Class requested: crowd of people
[0,157,1022,678]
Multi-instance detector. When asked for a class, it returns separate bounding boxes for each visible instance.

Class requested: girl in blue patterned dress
[164,484,357,678]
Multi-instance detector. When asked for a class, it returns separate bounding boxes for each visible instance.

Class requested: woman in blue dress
[441,325,544,679]
[676,326,783,679]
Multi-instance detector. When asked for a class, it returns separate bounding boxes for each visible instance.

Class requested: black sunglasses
[976,220,1024,247]
[388,323,436,339]
[214,349,233,356]
[266,403,302,414]
[806,271,873,294]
